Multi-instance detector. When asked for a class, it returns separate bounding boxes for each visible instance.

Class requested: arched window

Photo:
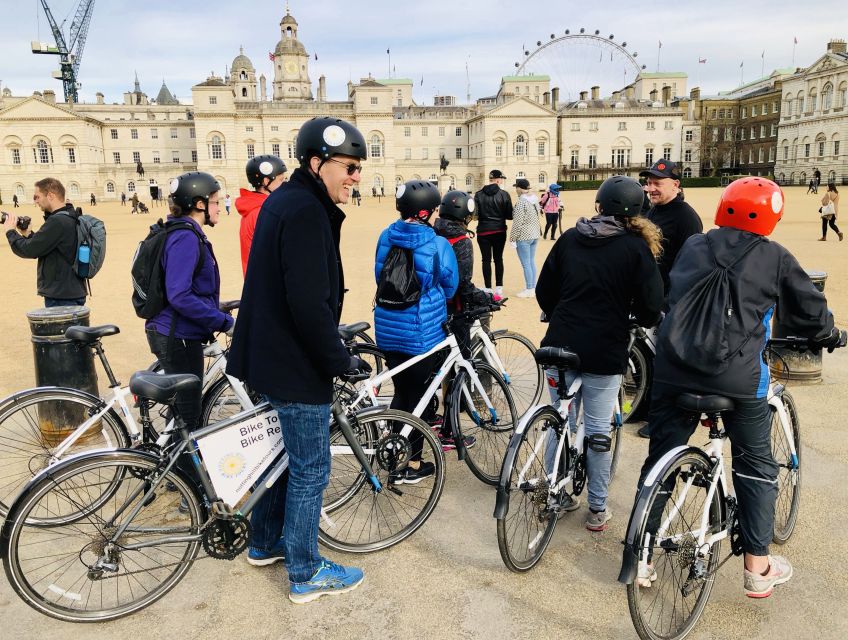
[239,70,247,80]
[242,87,248,97]
[395,175,404,185]
[839,82,848,108]
[514,134,526,157]
[465,174,473,188]
[683,167,692,178]
[34,139,52,164]
[822,83,833,111]
[809,88,818,113]
[68,183,80,198]
[796,91,804,115]
[106,182,115,194]
[14,184,25,198]
[209,135,224,160]
[538,172,546,184]
[127,181,136,193]
[429,174,438,181]
[370,134,383,159]
[373,175,383,189]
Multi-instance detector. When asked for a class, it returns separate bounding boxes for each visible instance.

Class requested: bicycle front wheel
[772,390,801,544]
[200,375,260,426]
[626,451,722,640]
[622,340,653,422]
[319,408,445,553]
[2,451,203,622]
[476,331,542,419]
[451,360,518,486]
[0,388,130,517]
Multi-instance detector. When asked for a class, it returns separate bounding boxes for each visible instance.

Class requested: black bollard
[770,271,827,383]
[27,306,99,446]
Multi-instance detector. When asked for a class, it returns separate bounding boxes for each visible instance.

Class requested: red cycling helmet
[714,176,784,236]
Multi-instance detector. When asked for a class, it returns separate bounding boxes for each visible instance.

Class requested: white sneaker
[495,286,504,297]
[516,288,535,298]
[481,287,493,294]
[636,561,657,588]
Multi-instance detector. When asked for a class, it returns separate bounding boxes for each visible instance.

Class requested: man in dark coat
[226,117,370,604]
[473,169,513,296]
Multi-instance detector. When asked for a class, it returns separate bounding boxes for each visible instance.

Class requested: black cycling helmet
[296,117,367,166]
[246,155,287,190]
[595,176,645,217]
[439,190,475,223]
[396,180,441,221]
[169,171,220,224]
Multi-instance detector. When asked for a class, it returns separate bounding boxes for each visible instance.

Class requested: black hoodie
[473,183,513,234]
[536,225,663,375]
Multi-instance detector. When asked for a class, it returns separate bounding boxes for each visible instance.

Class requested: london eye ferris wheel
[514,30,646,103]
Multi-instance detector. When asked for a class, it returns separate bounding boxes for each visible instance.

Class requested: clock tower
[272,7,313,101]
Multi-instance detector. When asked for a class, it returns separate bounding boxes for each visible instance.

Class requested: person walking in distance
[537,176,663,530]
[509,178,541,298]
[807,178,817,195]
[121,191,127,206]
[818,184,842,241]
[236,155,288,276]
[541,183,562,240]
[474,169,513,296]
[3,177,86,307]
[227,117,370,603]
[131,192,140,214]
[224,194,232,216]
[90,193,97,206]
[637,160,703,438]
[12,194,19,208]
[632,177,844,598]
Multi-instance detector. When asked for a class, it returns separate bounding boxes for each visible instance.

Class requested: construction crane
[30,0,96,103]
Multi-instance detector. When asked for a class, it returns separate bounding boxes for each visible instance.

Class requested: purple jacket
[145,217,233,340]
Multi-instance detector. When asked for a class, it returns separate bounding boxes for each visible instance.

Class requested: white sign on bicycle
[196,408,284,506]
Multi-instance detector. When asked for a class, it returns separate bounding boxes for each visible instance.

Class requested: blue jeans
[44,296,86,308]
[249,398,331,583]
[515,239,538,289]
[545,369,621,512]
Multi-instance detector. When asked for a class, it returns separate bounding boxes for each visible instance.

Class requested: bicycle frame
[469,320,510,383]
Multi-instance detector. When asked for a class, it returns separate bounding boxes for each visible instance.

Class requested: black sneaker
[637,424,651,439]
[390,461,435,485]
[438,431,476,452]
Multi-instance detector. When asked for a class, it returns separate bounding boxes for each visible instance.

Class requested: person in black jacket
[474,169,513,296]
[226,117,370,603]
[537,176,663,532]
[634,177,844,598]
[4,177,86,307]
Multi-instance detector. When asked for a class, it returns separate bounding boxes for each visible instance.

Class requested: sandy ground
[0,186,846,639]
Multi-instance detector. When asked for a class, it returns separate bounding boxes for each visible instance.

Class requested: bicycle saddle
[534,346,581,370]
[338,321,371,341]
[675,393,735,414]
[64,324,120,344]
[129,371,200,404]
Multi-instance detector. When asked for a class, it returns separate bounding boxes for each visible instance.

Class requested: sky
[0,0,846,106]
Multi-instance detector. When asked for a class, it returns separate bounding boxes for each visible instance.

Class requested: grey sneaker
[743,555,793,598]
[585,508,612,532]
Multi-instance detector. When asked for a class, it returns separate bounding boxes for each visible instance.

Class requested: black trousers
[476,231,507,289]
[637,382,778,556]
[821,216,841,237]
[146,329,205,487]
[385,351,442,459]
[543,213,558,238]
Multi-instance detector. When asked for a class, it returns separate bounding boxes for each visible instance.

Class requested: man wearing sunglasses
[227,116,370,603]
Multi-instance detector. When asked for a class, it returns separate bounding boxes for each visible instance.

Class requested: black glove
[811,328,847,353]
[344,356,372,376]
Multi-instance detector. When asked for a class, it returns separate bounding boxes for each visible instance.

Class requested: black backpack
[375,246,438,310]
[131,219,205,319]
[658,236,762,375]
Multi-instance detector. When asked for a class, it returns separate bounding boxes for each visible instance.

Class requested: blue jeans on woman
[545,370,621,512]
[249,398,331,583]
[515,239,538,289]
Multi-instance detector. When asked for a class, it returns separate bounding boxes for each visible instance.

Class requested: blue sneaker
[289,560,364,603]
[247,538,286,566]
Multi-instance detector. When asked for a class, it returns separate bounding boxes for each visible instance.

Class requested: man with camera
[4,177,86,307]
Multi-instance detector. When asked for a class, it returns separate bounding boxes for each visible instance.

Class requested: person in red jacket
[236,155,287,275]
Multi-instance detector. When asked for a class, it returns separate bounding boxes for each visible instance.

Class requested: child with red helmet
[630,177,844,598]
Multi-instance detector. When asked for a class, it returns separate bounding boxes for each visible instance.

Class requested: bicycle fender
[0,385,103,411]
[489,329,509,338]
[617,446,712,585]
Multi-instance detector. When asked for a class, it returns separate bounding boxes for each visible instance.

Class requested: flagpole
[761,51,765,78]
[387,49,391,78]
[740,61,744,86]
[792,39,797,67]
[657,41,662,72]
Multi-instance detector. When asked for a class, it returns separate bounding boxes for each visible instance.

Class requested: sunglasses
[325,157,363,175]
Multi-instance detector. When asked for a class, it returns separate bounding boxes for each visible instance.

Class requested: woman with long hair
[819,184,842,241]
[536,176,664,531]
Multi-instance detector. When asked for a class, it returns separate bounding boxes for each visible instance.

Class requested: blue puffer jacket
[374,220,459,355]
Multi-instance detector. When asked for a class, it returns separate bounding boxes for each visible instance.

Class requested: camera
[0,212,32,231]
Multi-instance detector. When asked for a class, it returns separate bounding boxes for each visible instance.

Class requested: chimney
[551,87,559,110]
[259,74,267,101]
[591,85,600,100]
[96,92,104,105]
[625,86,635,100]
[612,90,621,102]
[690,87,700,100]
[827,38,847,54]
[347,80,354,98]
[43,89,56,103]
[318,75,327,102]
[649,88,658,103]
[662,85,672,105]
[543,91,550,106]
[579,90,588,101]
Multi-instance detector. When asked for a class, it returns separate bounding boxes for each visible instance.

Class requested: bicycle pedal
[211,500,235,519]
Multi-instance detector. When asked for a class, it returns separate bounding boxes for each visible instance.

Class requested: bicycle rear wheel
[451,360,518,486]
[772,390,801,544]
[476,331,542,419]
[0,388,130,518]
[2,451,203,622]
[622,340,653,422]
[626,451,723,640]
[496,406,563,572]
[200,375,261,427]
[319,409,444,553]
[349,343,393,405]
